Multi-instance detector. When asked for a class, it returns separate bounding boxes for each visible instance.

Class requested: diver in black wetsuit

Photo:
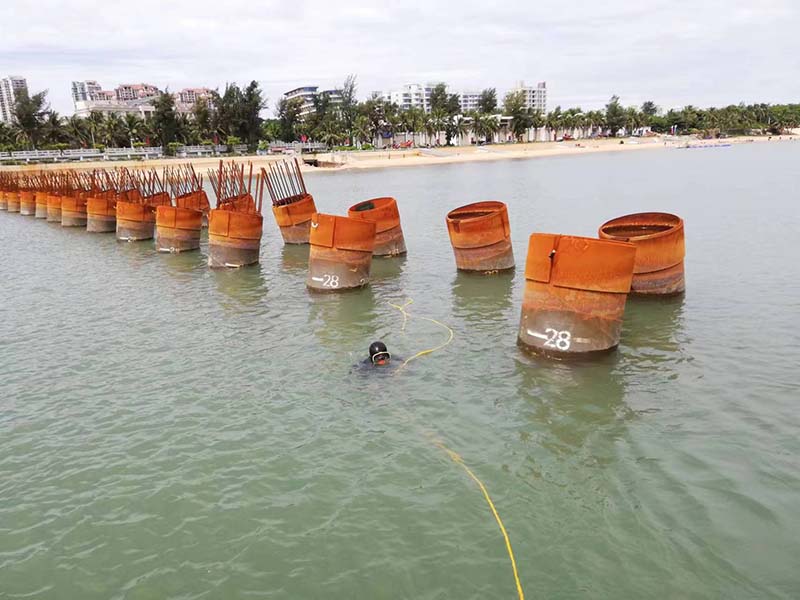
[365,341,391,367]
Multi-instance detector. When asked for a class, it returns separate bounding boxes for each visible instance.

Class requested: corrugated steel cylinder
[272,194,317,244]
[518,233,637,357]
[34,192,48,218]
[208,195,263,268]
[599,212,686,295]
[61,192,88,227]
[307,213,376,291]
[347,197,407,257]
[19,191,36,215]
[446,201,514,272]
[7,191,21,212]
[156,205,202,252]
[86,195,117,232]
[46,194,61,222]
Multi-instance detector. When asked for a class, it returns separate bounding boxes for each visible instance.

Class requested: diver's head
[369,341,391,365]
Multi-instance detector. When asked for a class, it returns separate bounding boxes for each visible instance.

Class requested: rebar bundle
[262,158,308,207]
[208,161,264,214]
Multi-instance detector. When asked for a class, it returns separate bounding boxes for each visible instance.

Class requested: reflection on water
[308,286,379,351]
[370,254,407,282]
[159,249,207,283]
[280,244,309,275]
[450,269,515,322]
[621,295,687,354]
[210,264,268,308]
[515,353,632,454]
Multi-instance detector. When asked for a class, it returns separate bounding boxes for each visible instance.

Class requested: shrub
[132,142,145,148]
[166,142,181,156]
[226,136,242,146]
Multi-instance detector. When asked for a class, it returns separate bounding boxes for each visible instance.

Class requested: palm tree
[101,113,126,147]
[64,115,88,147]
[352,115,371,147]
[530,110,544,141]
[41,111,65,145]
[122,114,145,147]
[86,111,105,147]
[545,107,563,141]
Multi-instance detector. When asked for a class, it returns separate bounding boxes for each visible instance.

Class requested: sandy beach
[1,135,793,175]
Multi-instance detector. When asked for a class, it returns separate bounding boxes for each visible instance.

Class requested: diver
[366,341,392,367]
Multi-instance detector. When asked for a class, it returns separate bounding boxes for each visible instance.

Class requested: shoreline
[1,135,794,175]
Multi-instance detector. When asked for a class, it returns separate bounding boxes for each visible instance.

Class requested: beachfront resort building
[375,83,442,113]
[71,81,212,119]
[71,80,102,104]
[512,80,547,113]
[457,91,482,113]
[0,75,28,124]
[284,86,343,121]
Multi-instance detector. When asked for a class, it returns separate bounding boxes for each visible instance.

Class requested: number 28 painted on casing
[543,328,571,351]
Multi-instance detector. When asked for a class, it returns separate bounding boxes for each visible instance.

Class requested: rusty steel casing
[46,194,62,222]
[207,208,263,267]
[272,193,317,244]
[446,201,514,272]
[176,190,210,229]
[61,194,88,227]
[0,191,7,210]
[347,196,407,257]
[116,200,155,241]
[518,233,637,357]
[34,192,48,218]
[7,192,21,212]
[86,195,117,232]
[19,191,36,215]
[307,213,376,291]
[599,212,686,296]
[156,205,202,252]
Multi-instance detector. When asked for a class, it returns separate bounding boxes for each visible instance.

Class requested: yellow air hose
[387,298,525,600]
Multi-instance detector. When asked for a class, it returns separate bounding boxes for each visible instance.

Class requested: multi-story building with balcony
[0,75,28,123]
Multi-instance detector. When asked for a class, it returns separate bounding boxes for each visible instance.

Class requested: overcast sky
[2,0,798,116]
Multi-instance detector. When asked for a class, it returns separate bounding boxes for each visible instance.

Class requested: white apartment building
[284,86,342,120]
[71,80,102,104]
[458,91,481,113]
[377,83,442,112]
[178,87,211,105]
[115,83,160,101]
[512,80,547,113]
[0,75,28,123]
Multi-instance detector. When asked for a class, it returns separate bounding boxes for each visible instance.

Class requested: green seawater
[1,142,799,599]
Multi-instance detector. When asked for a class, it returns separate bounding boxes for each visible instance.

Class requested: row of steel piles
[444,200,686,357]
[262,158,408,292]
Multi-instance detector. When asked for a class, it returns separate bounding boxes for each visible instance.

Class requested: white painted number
[543,328,571,351]
[322,274,340,288]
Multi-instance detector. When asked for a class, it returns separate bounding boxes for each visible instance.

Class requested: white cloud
[1,0,798,115]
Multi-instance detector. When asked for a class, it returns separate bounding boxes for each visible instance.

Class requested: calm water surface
[1,143,799,599]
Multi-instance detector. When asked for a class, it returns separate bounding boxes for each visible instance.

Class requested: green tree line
[2,77,799,152]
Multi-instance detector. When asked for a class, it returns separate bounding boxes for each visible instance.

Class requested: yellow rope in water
[387,298,525,600]
[387,299,454,372]
[436,442,525,600]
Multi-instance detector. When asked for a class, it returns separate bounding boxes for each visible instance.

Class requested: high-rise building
[457,91,481,113]
[284,86,342,121]
[377,83,443,113]
[178,88,212,105]
[512,81,547,113]
[0,75,28,123]
[115,83,160,101]
[71,80,102,105]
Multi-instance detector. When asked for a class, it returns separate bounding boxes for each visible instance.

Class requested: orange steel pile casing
[6,191,21,212]
[307,213,376,291]
[46,194,62,222]
[599,212,686,296]
[518,233,637,356]
[446,201,515,272]
[61,192,88,227]
[86,193,117,233]
[19,191,36,216]
[155,190,209,252]
[208,195,263,267]
[35,191,48,219]
[347,197,407,257]
[272,193,317,244]
[0,191,7,211]
[116,191,170,241]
